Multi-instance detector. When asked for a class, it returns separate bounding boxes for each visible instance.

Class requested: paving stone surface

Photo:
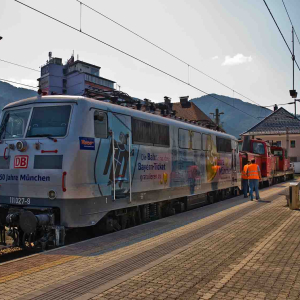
[0,181,298,300]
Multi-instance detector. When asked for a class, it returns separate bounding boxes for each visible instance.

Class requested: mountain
[191,94,272,138]
[0,81,36,111]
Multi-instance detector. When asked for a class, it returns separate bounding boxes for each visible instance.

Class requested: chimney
[164,96,171,106]
[179,96,190,108]
[164,96,173,115]
[274,104,278,111]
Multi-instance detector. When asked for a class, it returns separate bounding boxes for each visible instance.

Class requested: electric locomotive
[0,96,241,249]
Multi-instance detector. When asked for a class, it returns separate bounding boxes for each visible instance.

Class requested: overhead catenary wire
[263,102,296,108]
[0,58,83,80]
[0,78,37,89]
[282,0,300,46]
[263,0,300,72]
[13,0,262,120]
[75,0,269,110]
[0,59,39,72]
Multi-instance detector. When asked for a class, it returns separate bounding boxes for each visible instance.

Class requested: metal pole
[293,27,295,91]
[216,108,219,126]
[286,127,289,158]
[292,27,296,117]
[112,132,116,200]
[128,133,132,203]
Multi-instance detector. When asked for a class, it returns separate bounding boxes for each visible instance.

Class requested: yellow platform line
[0,255,80,284]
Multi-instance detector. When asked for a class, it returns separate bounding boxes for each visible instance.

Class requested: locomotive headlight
[16,141,28,152]
[48,190,56,200]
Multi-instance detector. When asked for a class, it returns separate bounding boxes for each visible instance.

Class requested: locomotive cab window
[216,137,231,153]
[94,111,108,138]
[0,108,31,139]
[26,105,71,138]
[252,142,265,155]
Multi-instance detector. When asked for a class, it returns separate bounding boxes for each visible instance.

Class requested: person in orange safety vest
[247,159,262,201]
[242,161,251,198]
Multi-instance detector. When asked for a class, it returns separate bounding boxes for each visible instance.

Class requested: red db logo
[14,155,29,169]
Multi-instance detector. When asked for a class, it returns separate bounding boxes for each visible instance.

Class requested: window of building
[178,129,190,149]
[202,134,212,151]
[276,141,281,147]
[252,142,265,155]
[192,131,201,150]
[91,67,99,76]
[94,111,108,138]
[153,123,169,147]
[216,137,232,153]
[291,140,296,148]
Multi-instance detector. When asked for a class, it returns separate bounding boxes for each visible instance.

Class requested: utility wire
[76,0,268,110]
[263,0,300,71]
[282,0,300,46]
[14,0,262,120]
[0,78,37,89]
[0,58,80,80]
[263,102,294,107]
[0,59,39,72]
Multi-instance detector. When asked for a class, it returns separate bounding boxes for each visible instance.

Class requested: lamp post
[289,27,298,113]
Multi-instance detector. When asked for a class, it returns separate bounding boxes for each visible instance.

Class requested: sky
[1,0,300,115]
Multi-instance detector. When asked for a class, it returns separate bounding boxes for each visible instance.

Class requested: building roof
[172,102,212,122]
[171,101,224,131]
[242,107,300,135]
[66,70,116,84]
[69,60,100,70]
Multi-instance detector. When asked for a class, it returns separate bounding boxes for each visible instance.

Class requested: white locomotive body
[0,96,240,248]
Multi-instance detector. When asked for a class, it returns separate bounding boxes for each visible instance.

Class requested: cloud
[222,54,253,66]
[212,56,219,60]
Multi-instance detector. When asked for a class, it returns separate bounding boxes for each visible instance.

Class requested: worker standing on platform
[242,161,251,198]
[247,159,262,201]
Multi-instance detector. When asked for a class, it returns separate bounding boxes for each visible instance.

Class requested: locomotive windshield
[0,108,31,139]
[252,142,265,155]
[27,105,71,138]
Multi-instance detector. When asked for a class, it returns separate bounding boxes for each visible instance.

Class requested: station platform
[1,181,300,300]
